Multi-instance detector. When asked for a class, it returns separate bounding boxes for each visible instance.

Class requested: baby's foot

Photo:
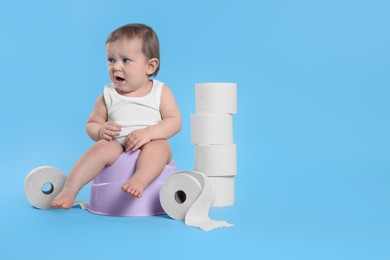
[121,177,145,198]
[51,186,78,210]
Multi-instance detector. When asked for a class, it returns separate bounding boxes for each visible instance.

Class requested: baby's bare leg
[52,140,124,209]
[122,140,172,198]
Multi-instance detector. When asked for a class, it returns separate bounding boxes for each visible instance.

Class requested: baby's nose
[113,62,122,71]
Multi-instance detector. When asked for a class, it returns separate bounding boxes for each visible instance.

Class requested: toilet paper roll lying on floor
[160,171,233,231]
[195,144,237,176]
[195,82,237,114]
[191,114,233,145]
[24,166,88,210]
[209,176,235,207]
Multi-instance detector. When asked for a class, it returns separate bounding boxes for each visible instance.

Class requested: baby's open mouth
[116,76,125,82]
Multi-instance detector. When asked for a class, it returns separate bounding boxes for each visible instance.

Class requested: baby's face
[106,38,150,95]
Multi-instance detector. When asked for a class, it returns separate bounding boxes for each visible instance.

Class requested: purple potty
[88,150,178,216]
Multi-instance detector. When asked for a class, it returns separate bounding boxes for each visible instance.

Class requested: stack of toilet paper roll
[191,82,237,207]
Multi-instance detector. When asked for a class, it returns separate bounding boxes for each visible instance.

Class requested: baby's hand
[99,121,121,141]
[125,128,152,151]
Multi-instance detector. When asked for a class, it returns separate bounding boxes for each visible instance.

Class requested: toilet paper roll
[195,144,237,176]
[24,166,67,209]
[209,176,235,207]
[191,114,233,144]
[195,82,237,114]
[24,166,88,210]
[160,171,233,231]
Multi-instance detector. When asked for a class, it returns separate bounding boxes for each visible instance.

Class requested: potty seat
[88,150,178,216]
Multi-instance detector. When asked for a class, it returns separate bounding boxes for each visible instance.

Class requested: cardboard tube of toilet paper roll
[195,144,237,176]
[191,114,233,145]
[195,83,237,114]
[24,166,88,209]
[160,171,233,231]
[209,176,235,207]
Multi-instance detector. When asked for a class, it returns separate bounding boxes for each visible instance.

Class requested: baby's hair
[106,23,160,77]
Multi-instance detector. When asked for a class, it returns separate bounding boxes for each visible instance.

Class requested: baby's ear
[147,58,159,75]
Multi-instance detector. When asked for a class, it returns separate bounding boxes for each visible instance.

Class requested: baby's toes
[130,187,137,196]
[136,188,143,198]
[121,183,129,192]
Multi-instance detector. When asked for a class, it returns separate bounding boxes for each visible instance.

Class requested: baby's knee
[144,139,170,151]
[95,139,110,146]
[142,140,172,163]
[92,140,123,163]
[94,139,115,151]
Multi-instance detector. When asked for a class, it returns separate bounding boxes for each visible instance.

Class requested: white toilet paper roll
[160,171,233,231]
[24,166,88,210]
[24,166,66,209]
[195,82,237,114]
[191,114,233,145]
[195,144,237,176]
[209,176,235,207]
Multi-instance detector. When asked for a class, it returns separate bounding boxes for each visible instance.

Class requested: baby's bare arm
[147,85,182,140]
[86,94,107,141]
[86,94,121,142]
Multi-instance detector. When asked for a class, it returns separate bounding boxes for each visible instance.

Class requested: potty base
[88,150,178,216]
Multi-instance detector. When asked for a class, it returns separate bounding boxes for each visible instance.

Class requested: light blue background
[0,0,389,259]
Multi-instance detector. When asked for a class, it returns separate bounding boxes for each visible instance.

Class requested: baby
[52,24,182,210]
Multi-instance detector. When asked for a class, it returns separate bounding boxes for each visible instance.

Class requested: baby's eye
[123,58,131,63]
[107,58,115,63]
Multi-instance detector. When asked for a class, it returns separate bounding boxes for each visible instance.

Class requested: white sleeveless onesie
[103,79,163,146]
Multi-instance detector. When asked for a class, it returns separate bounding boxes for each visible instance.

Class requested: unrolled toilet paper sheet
[195,82,237,114]
[191,114,233,145]
[24,166,88,209]
[160,171,233,231]
[195,144,237,176]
